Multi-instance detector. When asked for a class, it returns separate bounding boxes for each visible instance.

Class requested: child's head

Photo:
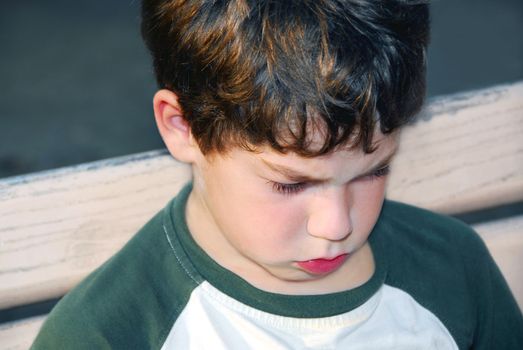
[141,0,430,157]
[141,0,430,293]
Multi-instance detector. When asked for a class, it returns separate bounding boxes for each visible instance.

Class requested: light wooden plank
[0,151,191,310]
[0,81,521,310]
[388,81,523,214]
[0,316,45,350]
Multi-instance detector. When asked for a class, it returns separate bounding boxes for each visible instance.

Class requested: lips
[297,254,349,275]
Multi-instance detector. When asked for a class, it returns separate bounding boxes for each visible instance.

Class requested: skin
[154,89,398,295]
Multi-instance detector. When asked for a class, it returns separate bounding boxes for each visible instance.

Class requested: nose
[306,187,352,241]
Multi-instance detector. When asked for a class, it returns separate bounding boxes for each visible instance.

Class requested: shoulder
[374,200,523,348]
[378,199,485,253]
[31,203,197,349]
[376,199,492,289]
[373,201,484,347]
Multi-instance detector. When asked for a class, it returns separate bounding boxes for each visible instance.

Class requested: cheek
[226,195,307,254]
[240,198,305,237]
[351,180,387,231]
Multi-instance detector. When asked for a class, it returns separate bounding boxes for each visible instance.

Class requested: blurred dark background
[1,0,522,179]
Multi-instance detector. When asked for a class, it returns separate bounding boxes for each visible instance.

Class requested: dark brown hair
[141,0,430,156]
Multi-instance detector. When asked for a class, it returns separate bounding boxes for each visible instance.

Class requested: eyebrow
[261,147,399,183]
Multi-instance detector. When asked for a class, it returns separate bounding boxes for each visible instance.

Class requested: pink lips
[297,254,348,275]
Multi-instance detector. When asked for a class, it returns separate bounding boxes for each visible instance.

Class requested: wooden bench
[1,81,522,349]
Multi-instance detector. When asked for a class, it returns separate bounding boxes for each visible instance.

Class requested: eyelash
[371,164,391,178]
[271,182,307,195]
[271,165,391,196]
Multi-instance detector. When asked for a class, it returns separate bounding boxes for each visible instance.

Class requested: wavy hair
[141,0,430,155]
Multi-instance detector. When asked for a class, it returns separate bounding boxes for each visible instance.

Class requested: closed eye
[269,164,390,195]
[270,181,307,195]
[365,165,390,180]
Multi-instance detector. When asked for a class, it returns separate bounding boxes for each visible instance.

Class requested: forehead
[219,130,400,181]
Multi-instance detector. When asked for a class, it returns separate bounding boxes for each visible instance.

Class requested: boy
[32,0,523,348]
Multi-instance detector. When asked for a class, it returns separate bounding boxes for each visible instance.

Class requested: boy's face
[186,130,398,294]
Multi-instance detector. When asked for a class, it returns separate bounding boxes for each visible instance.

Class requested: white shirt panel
[161,282,458,349]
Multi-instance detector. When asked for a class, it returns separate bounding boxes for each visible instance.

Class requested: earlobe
[153,89,199,163]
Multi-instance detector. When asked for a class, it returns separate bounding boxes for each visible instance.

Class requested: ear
[153,89,200,163]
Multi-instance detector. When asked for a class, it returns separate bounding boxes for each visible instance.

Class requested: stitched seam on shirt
[158,223,201,347]
[163,223,200,284]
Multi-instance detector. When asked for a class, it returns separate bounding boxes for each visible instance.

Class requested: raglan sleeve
[459,229,523,349]
[29,289,113,350]
[30,312,110,349]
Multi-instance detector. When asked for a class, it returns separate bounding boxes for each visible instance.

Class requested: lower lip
[297,254,349,275]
